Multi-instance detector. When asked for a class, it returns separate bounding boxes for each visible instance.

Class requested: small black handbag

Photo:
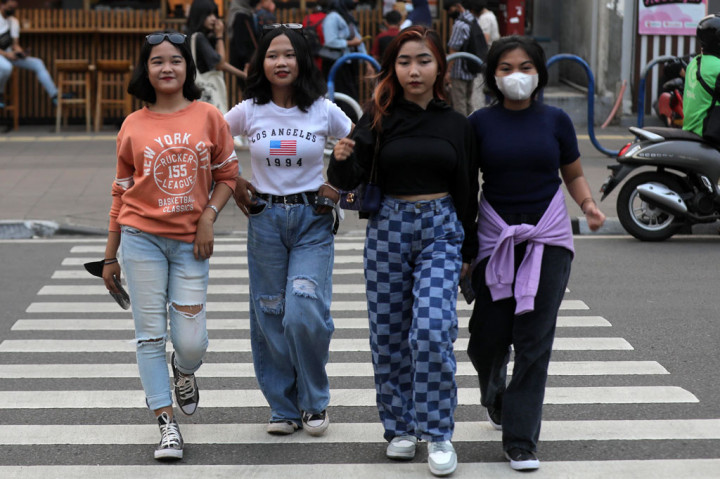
[695,56,720,144]
[339,129,382,214]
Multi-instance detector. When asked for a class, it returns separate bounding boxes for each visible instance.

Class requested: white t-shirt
[0,14,20,51]
[225,98,351,196]
[479,10,500,46]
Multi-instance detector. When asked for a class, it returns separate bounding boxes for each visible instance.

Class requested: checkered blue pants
[364,196,464,442]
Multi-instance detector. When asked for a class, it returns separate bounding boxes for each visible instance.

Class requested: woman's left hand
[194,212,215,260]
[584,201,606,231]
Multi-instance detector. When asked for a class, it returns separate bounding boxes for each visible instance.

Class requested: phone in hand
[460,274,475,304]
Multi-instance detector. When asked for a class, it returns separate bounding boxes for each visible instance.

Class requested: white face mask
[495,72,539,101]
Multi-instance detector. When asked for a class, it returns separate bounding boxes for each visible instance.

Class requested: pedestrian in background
[464,35,605,472]
[225,25,351,437]
[321,0,366,122]
[371,10,402,64]
[470,0,499,108]
[328,25,476,477]
[444,0,482,116]
[0,0,71,107]
[186,0,248,88]
[102,30,238,461]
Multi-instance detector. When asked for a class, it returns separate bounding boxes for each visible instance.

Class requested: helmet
[697,14,720,56]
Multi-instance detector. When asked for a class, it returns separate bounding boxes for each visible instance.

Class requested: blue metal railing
[545,54,617,157]
[327,53,381,100]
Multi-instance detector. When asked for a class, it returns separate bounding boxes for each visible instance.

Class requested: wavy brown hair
[371,25,447,131]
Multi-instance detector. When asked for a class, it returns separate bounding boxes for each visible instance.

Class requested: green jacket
[683,54,720,136]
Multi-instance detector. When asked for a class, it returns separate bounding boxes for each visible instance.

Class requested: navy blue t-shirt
[468,102,580,214]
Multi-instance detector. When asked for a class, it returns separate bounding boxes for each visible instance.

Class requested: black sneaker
[302,410,329,436]
[154,412,183,460]
[487,405,502,430]
[171,352,199,416]
[505,447,540,471]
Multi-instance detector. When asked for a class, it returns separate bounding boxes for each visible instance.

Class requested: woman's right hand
[102,263,122,294]
[233,176,257,216]
[347,36,363,47]
[333,138,356,161]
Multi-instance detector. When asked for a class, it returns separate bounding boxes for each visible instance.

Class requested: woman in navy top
[464,35,605,472]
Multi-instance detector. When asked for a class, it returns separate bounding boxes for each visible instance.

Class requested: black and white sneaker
[302,410,329,436]
[487,405,502,430]
[505,447,540,471]
[171,352,199,416]
[154,412,183,460]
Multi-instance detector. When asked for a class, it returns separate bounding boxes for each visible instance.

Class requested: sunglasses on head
[261,23,303,35]
[145,32,187,46]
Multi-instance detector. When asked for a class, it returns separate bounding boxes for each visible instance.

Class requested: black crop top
[328,98,479,261]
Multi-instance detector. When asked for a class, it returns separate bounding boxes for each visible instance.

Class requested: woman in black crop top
[327,26,474,477]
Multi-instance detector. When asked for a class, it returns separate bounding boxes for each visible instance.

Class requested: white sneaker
[266,420,300,435]
[302,410,329,436]
[428,440,457,476]
[386,434,418,460]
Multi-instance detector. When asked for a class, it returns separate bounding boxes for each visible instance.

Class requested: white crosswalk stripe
[0,237,711,477]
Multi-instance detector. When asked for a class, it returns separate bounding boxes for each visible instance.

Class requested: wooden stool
[1,69,20,131]
[55,59,93,133]
[95,59,133,132]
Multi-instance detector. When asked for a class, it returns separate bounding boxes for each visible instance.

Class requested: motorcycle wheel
[616,171,686,241]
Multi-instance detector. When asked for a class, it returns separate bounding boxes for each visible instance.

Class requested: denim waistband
[383,195,454,213]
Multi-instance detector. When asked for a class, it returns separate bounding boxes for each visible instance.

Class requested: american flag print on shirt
[269,140,297,156]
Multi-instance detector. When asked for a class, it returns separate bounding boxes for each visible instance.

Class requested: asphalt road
[0,233,719,478]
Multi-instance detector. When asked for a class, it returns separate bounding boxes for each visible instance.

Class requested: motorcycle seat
[642,126,703,142]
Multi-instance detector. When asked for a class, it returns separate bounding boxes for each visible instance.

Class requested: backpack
[457,16,488,75]
[302,12,327,57]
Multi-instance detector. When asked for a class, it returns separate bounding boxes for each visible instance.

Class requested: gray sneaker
[302,410,329,436]
[154,412,183,460]
[386,434,418,460]
[428,440,457,476]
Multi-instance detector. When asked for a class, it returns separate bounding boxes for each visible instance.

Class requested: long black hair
[127,30,202,104]
[186,0,219,37]
[484,35,548,103]
[243,27,327,112]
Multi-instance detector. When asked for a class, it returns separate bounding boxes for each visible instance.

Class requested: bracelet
[216,37,224,41]
[580,197,595,214]
[323,182,340,194]
[205,204,219,221]
[104,258,118,265]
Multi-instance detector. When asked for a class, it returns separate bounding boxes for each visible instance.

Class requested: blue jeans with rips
[364,196,464,443]
[120,226,209,411]
[246,198,335,426]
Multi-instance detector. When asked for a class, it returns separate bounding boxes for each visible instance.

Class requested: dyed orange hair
[371,26,448,131]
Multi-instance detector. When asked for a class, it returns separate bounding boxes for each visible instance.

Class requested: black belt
[256,192,318,204]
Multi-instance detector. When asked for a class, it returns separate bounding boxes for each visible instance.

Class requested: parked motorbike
[600,126,720,241]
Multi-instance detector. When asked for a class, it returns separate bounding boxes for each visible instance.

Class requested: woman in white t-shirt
[225,25,351,437]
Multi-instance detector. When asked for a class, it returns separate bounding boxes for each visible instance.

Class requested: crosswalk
[1,236,718,478]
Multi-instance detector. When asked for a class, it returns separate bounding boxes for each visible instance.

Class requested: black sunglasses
[261,23,303,35]
[145,33,187,46]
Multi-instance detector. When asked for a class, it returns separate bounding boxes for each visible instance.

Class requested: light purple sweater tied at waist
[477,188,575,315]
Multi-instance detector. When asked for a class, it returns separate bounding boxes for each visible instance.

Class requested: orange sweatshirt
[109,101,238,243]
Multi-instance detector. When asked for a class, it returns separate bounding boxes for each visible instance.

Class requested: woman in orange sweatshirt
[101,30,238,461]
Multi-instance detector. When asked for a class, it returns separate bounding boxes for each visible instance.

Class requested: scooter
[600,126,720,241]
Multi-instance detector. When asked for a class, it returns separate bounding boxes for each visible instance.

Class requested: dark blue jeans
[467,220,572,453]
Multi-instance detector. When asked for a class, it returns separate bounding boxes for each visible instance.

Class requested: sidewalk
[0,121,659,239]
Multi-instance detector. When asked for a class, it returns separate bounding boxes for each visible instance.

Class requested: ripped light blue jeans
[247,199,335,425]
[120,226,209,411]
